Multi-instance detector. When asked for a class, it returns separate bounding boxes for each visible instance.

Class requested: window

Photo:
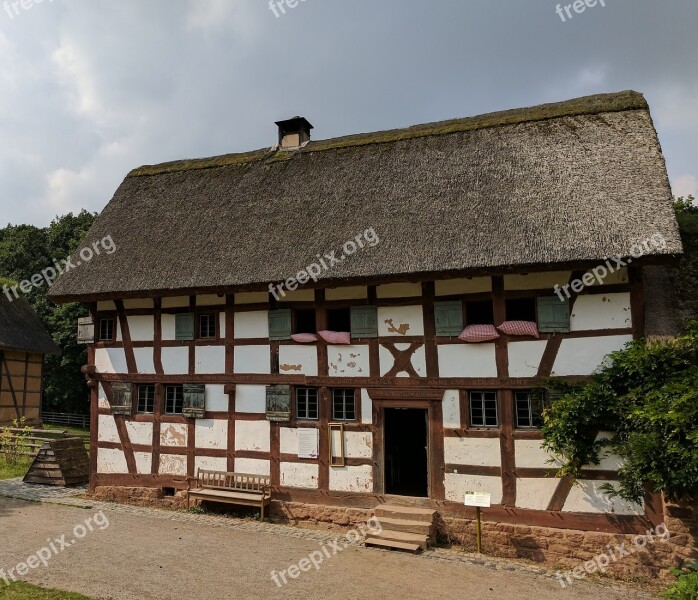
[506,298,536,322]
[332,389,356,421]
[98,317,115,341]
[295,309,317,334]
[537,297,571,333]
[137,385,155,413]
[350,306,378,338]
[296,387,319,420]
[465,301,494,325]
[198,313,216,339]
[327,308,351,332]
[434,301,463,336]
[269,309,292,340]
[469,391,498,427]
[175,313,195,341]
[515,390,546,428]
[165,385,184,415]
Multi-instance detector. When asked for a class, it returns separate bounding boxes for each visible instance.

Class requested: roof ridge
[128,90,647,178]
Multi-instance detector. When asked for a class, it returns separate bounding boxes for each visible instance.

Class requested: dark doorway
[384,408,428,497]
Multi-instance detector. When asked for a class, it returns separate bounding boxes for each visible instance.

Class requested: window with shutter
[111,383,132,415]
[77,316,95,344]
[269,309,292,340]
[434,301,463,336]
[537,296,571,333]
[175,313,195,341]
[350,306,378,338]
[183,384,206,418]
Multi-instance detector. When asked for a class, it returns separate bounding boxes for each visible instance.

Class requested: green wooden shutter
[183,384,206,418]
[269,309,292,340]
[537,297,570,333]
[434,301,464,336]
[175,313,195,341]
[350,306,378,338]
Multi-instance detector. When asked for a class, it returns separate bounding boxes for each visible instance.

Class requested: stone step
[374,504,436,523]
[373,516,433,536]
[364,537,421,554]
[369,529,429,550]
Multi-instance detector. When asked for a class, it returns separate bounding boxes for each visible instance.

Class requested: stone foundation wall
[91,486,189,510]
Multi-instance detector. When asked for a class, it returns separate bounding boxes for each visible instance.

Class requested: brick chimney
[275,116,313,150]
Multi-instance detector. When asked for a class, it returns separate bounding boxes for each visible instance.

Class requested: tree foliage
[0,211,97,414]
[541,322,698,503]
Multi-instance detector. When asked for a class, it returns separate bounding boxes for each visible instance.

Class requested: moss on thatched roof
[49,90,682,302]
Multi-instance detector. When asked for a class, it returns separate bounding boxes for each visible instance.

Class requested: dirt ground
[0,497,654,600]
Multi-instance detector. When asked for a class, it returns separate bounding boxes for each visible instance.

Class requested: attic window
[465,301,494,325]
[506,298,536,322]
[295,309,317,335]
[327,308,351,333]
[99,318,115,342]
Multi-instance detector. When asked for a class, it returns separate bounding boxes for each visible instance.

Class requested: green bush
[664,563,698,600]
[541,322,698,503]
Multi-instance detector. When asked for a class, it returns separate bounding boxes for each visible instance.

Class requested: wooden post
[476,507,482,554]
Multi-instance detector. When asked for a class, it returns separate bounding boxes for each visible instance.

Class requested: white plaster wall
[95,348,128,374]
[160,423,188,447]
[127,315,154,341]
[378,305,424,337]
[97,448,128,474]
[161,347,189,375]
[206,385,229,412]
[508,341,548,378]
[444,474,503,505]
[586,266,629,286]
[279,289,314,302]
[280,428,299,455]
[162,314,176,341]
[379,343,426,377]
[515,440,564,469]
[563,480,644,515]
[115,319,122,342]
[437,344,498,378]
[504,271,571,291]
[361,389,373,425]
[435,277,491,295]
[234,458,271,476]
[442,390,461,429]
[126,421,153,446]
[235,292,268,305]
[234,311,269,339]
[195,419,227,450]
[235,420,270,452]
[235,385,266,414]
[344,432,372,459]
[159,454,187,476]
[376,283,422,298]
[328,345,369,377]
[134,452,152,475]
[325,286,368,300]
[97,415,120,443]
[234,345,271,374]
[329,465,373,493]
[162,297,190,308]
[123,299,153,309]
[98,384,109,409]
[197,294,226,306]
[516,478,560,510]
[279,345,318,376]
[194,456,228,473]
[195,346,226,374]
[133,347,155,375]
[444,437,501,467]
[552,335,633,376]
[570,293,632,331]
[219,312,226,335]
[281,463,319,489]
[97,301,116,311]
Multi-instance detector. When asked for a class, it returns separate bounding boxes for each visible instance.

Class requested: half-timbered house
[48,91,683,543]
[0,292,60,425]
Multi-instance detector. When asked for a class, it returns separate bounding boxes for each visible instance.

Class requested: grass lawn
[0,582,95,599]
[0,457,32,481]
[42,424,90,439]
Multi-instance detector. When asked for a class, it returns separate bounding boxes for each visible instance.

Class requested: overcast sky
[0,0,696,226]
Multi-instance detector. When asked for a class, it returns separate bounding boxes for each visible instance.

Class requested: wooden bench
[186,470,272,521]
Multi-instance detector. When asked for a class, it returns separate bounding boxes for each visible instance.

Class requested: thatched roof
[49,90,682,302]
[0,294,60,354]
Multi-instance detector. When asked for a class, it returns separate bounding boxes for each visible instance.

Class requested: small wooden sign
[464,491,491,508]
[298,428,319,459]
[183,384,206,418]
[266,385,291,422]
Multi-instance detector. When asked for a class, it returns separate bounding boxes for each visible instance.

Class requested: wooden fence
[0,428,90,458]
[41,412,90,430]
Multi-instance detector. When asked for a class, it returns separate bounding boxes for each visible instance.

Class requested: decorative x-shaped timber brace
[382,342,422,378]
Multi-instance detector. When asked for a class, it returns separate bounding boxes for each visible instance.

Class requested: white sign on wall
[298,428,319,459]
[464,491,491,508]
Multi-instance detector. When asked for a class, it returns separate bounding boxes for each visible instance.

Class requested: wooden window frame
[137,384,156,414]
[468,390,499,428]
[514,390,545,429]
[98,316,116,342]
[165,384,184,415]
[331,388,357,422]
[197,312,218,340]
[295,387,319,421]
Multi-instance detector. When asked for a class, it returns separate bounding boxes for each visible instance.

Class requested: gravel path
[0,484,656,600]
